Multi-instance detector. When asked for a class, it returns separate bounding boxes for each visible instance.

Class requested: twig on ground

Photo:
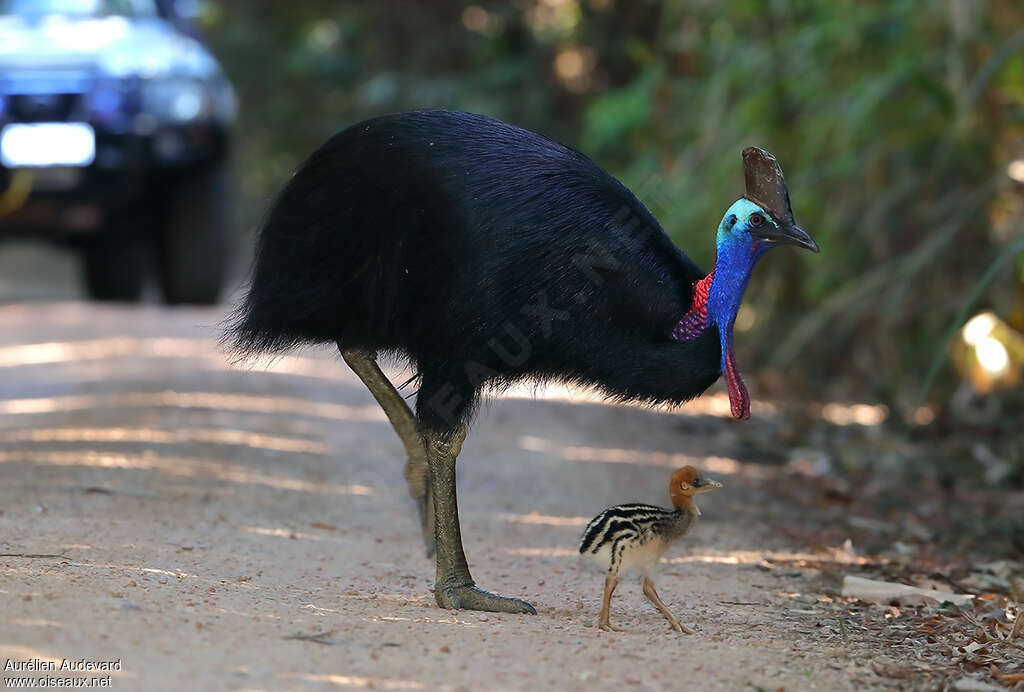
[0,552,68,559]
[81,486,160,499]
[283,630,344,646]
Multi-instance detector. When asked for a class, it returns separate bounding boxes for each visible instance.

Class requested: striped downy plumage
[579,465,722,633]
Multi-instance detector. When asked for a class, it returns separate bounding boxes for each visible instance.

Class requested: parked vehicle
[0,0,237,303]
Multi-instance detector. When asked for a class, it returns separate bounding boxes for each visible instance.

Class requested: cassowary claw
[434,584,536,614]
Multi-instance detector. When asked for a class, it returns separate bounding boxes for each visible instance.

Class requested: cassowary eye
[749,213,764,227]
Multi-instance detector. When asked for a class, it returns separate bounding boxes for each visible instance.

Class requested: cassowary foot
[434,584,536,614]
[423,427,533,614]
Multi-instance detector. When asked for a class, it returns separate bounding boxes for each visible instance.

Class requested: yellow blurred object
[954,311,1024,392]
[0,169,34,216]
[1010,269,1024,333]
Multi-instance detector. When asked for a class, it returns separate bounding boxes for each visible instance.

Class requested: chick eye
[749,213,764,227]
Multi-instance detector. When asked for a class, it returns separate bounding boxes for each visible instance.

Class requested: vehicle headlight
[142,79,211,124]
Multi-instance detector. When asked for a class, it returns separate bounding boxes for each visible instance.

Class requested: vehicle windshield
[0,0,155,17]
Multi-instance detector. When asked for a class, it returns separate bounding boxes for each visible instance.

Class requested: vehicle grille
[7,93,85,122]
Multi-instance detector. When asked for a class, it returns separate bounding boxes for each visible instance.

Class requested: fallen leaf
[871,658,911,679]
[841,575,972,606]
[896,594,939,607]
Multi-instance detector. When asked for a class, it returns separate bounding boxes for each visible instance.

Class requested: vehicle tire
[158,163,232,305]
[81,228,147,303]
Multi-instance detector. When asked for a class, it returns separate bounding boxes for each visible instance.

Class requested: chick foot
[667,617,694,635]
[643,577,693,634]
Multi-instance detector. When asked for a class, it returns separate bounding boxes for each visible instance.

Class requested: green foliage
[582,67,660,153]
[206,0,1024,409]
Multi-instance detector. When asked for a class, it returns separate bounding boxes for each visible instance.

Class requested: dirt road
[0,298,908,690]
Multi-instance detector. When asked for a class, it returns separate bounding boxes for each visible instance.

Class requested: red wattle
[724,347,750,420]
[690,271,713,317]
[671,271,715,341]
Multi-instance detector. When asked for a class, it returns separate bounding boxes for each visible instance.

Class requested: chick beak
[751,222,819,253]
[696,479,723,493]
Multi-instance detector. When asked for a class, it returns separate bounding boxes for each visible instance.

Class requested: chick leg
[598,574,621,632]
[339,347,433,555]
[426,427,535,614]
[642,577,693,634]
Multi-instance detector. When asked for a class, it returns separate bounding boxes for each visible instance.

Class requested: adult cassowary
[228,110,818,614]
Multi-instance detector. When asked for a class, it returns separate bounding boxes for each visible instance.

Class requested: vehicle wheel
[81,231,147,303]
[158,163,232,305]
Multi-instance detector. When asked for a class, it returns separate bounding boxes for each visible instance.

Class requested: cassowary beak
[742,146,820,253]
[750,222,820,253]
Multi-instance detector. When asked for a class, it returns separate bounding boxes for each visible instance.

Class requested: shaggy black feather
[227,110,722,433]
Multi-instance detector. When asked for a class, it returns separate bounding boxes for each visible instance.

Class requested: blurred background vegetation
[203,0,1024,425]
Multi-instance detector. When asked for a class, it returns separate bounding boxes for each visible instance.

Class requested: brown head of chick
[578,465,722,633]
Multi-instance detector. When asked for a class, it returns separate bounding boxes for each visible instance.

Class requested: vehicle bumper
[0,123,229,238]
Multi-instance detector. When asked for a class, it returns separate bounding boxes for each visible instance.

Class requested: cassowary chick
[579,466,722,633]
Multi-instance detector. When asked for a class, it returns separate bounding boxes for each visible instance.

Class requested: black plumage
[231,110,721,433]
[226,110,808,615]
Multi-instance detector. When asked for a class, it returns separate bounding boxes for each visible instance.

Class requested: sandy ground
[0,299,876,692]
[0,239,896,692]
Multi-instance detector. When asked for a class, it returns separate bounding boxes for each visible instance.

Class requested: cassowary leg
[598,574,620,632]
[339,347,433,555]
[642,576,693,634]
[426,427,536,614]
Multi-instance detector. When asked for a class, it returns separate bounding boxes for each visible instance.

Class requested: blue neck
[706,207,770,369]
